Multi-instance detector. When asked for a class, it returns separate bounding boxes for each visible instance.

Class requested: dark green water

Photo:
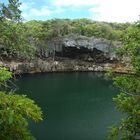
[17,72,121,140]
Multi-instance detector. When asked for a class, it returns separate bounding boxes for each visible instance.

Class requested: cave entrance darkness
[55,46,109,63]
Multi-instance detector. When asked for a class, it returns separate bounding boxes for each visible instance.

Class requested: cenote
[16,72,121,140]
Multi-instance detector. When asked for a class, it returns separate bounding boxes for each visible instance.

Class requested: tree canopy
[0,1,43,139]
[0,10,133,61]
[110,21,140,140]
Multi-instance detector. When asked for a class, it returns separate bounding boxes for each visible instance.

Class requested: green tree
[0,0,21,22]
[0,0,35,60]
[0,1,43,139]
[0,66,43,140]
[110,21,140,140]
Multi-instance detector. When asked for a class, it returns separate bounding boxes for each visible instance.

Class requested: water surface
[17,72,121,140]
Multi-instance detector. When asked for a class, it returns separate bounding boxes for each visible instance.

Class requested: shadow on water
[16,72,122,140]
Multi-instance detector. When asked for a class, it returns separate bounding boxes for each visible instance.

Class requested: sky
[2,0,140,23]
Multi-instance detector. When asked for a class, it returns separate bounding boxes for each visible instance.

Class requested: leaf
[8,110,14,124]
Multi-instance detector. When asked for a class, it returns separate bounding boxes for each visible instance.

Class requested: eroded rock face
[0,59,131,74]
[0,35,121,62]
[48,35,121,62]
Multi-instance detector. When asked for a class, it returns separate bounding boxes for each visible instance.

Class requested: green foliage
[0,0,21,22]
[110,93,140,140]
[0,66,12,82]
[0,92,42,140]
[0,8,133,61]
[0,0,133,61]
[0,66,43,140]
[25,20,48,50]
[0,1,43,139]
[0,20,36,60]
[0,1,35,60]
[0,65,43,140]
[110,21,140,140]
[31,19,127,40]
[22,19,131,60]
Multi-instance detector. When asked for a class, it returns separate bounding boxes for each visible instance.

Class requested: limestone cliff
[47,35,121,62]
[0,59,131,74]
[0,35,127,74]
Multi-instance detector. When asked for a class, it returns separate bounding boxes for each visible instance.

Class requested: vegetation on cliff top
[0,0,134,61]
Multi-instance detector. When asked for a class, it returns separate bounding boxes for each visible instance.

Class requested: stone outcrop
[48,35,121,62]
[0,59,132,74]
[0,35,125,74]
[0,35,121,62]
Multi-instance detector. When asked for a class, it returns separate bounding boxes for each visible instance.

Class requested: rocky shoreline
[0,58,132,74]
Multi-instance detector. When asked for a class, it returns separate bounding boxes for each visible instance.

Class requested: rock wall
[0,59,131,74]
[0,35,121,62]
[0,35,126,74]
[48,35,121,61]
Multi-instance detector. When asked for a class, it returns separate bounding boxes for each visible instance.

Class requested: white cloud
[20,1,36,19]
[30,6,51,16]
[20,0,140,22]
[20,1,35,10]
[52,0,99,7]
[52,0,140,22]
[20,3,29,10]
[89,0,140,22]
[22,13,29,19]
